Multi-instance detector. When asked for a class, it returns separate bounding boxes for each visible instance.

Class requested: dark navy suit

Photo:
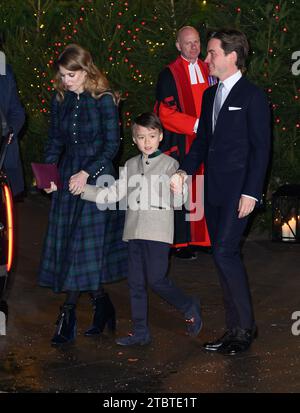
[181,76,271,330]
[0,64,25,195]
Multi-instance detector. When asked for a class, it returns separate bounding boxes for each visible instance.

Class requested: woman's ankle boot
[51,304,77,345]
[84,293,116,336]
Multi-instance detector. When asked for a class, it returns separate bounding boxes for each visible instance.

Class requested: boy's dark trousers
[127,239,193,336]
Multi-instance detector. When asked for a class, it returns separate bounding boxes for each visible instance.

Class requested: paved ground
[0,195,300,393]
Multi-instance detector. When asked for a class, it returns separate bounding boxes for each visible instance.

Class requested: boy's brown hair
[131,112,163,136]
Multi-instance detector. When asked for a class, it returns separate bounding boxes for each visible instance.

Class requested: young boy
[80,112,202,346]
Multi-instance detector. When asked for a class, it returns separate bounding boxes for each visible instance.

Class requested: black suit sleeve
[180,94,209,175]
[242,88,271,200]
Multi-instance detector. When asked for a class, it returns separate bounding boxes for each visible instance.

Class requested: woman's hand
[44,181,57,194]
[69,170,89,195]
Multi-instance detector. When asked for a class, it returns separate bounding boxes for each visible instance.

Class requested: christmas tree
[1,0,205,179]
[0,0,82,182]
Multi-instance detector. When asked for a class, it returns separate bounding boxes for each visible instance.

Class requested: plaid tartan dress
[38,91,127,292]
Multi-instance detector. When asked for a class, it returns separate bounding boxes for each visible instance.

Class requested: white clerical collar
[181,55,205,85]
[222,70,242,93]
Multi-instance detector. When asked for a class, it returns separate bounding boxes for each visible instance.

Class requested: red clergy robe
[155,56,214,247]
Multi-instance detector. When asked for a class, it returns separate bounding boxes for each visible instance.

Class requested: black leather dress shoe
[219,327,256,356]
[203,326,257,353]
[203,329,235,352]
[174,247,197,260]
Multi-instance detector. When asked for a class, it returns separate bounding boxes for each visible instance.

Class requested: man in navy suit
[171,29,271,355]
[0,62,25,196]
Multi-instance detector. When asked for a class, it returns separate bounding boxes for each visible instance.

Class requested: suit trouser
[205,198,255,330]
[127,239,193,335]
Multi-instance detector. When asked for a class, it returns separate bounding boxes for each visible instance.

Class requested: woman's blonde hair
[53,44,119,103]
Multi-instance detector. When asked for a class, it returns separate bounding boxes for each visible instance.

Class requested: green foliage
[1,0,203,179]
[0,0,81,183]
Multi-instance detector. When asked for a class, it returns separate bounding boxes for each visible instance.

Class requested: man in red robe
[155,26,215,259]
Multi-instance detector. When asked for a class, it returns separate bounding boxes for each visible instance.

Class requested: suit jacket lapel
[213,77,245,135]
[207,85,217,137]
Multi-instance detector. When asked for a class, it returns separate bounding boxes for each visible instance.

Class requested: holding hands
[69,170,89,195]
[44,170,89,195]
[170,170,187,194]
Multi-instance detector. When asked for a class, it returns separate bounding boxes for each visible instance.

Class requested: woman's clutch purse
[31,163,62,189]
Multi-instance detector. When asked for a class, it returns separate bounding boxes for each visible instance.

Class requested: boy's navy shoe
[185,300,202,337]
[116,332,151,346]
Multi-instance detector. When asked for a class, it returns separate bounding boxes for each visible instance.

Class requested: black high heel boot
[51,304,77,346]
[84,293,116,336]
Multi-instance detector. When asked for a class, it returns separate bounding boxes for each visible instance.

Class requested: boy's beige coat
[81,153,181,244]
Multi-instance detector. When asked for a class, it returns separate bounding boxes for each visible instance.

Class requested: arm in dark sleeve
[180,104,208,176]
[242,88,271,200]
[6,65,25,136]
[83,94,120,177]
[44,95,64,163]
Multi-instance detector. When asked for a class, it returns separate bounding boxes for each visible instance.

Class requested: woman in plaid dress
[39,44,127,345]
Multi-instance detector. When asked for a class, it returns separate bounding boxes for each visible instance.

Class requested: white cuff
[242,194,258,202]
[193,119,199,133]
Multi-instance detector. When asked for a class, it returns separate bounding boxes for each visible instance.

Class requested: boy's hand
[69,170,89,195]
[170,171,186,194]
[44,181,57,193]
